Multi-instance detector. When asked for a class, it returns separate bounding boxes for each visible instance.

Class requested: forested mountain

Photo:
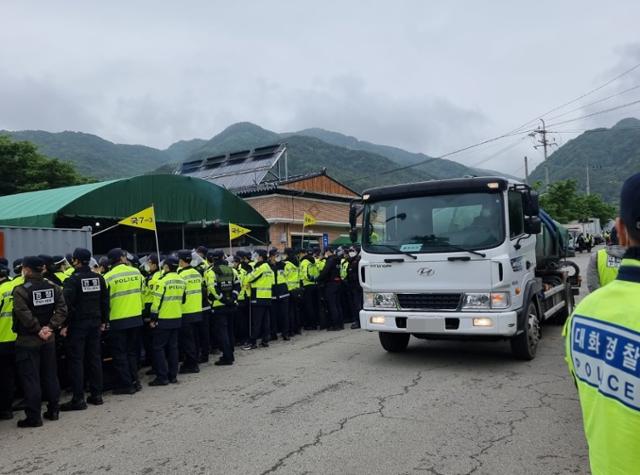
[0,130,173,179]
[529,118,640,202]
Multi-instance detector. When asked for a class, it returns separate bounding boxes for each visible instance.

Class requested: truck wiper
[415,235,486,258]
[370,243,417,260]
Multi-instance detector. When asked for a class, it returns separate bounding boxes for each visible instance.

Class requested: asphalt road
[1,252,593,475]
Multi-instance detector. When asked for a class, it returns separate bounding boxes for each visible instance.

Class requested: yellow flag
[119,206,156,231]
[303,212,317,227]
[229,223,251,240]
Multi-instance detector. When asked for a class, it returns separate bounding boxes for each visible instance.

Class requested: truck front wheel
[379,332,410,353]
[511,301,541,360]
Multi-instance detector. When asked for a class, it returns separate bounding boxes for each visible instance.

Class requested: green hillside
[0,130,173,179]
[529,118,640,202]
[164,138,207,162]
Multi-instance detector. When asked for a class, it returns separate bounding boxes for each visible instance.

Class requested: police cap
[164,255,179,268]
[107,248,125,263]
[177,250,192,262]
[255,249,268,259]
[268,248,279,257]
[147,253,159,265]
[196,245,208,256]
[38,255,54,267]
[23,256,45,271]
[283,248,294,256]
[72,248,92,263]
[209,249,224,259]
[620,172,640,237]
[12,258,23,273]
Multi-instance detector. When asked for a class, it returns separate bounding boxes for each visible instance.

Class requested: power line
[507,60,640,134]
[545,83,640,122]
[546,98,640,127]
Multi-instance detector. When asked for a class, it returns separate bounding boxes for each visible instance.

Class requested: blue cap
[23,256,45,271]
[620,172,640,235]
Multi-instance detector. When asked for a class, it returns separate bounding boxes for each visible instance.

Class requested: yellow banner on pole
[229,223,251,240]
[303,212,317,227]
[118,205,156,231]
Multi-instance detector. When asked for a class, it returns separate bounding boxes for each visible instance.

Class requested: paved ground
[1,253,592,475]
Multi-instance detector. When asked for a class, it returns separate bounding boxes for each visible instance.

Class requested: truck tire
[379,332,410,353]
[511,301,541,360]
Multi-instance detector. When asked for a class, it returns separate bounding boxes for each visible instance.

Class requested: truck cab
[350,177,575,360]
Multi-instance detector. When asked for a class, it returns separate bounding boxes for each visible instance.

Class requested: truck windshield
[362,192,505,254]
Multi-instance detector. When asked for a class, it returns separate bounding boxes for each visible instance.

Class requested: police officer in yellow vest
[299,249,319,330]
[587,228,626,293]
[141,254,162,368]
[243,249,274,350]
[104,248,144,395]
[282,248,301,336]
[233,251,253,345]
[0,259,19,420]
[565,172,640,474]
[177,250,203,374]
[149,256,185,386]
[206,250,240,365]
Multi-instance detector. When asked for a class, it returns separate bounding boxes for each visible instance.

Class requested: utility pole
[531,118,557,189]
[586,158,590,195]
[524,156,529,184]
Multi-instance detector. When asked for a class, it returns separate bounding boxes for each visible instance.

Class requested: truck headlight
[462,292,510,310]
[363,292,398,310]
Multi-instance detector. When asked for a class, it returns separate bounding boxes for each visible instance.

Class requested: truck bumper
[360,309,518,337]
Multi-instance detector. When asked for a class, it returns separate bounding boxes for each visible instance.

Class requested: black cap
[283,247,294,256]
[147,253,159,265]
[268,248,279,257]
[177,250,192,262]
[12,258,23,272]
[255,249,268,259]
[620,172,640,236]
[196,245,208,255]
[72,248,92,263]
[164,255,179,268]
[0,258,7,267]
[52,255,65,265]
[209,249,224,260]
[23,256,45,271]
[107,248,125,263]
[38,254,54,268]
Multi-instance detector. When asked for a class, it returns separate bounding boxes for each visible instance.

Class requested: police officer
[0,259,18,420]
[177,250,203,374]
[233,251,253,346]
[13,256,67,427]
[318,247,344,331]
[282,248,301,337]
[587,228,626,292]
[149,256,186,386]
[243,249,273,350]
[142,254,162,368]
[347,246,363,329]
[269,249,291,341]
[60,248,109,410]
[104,248,144,395]
[299,249,319,330]
[207,250,240,365]
[565,172,640,474]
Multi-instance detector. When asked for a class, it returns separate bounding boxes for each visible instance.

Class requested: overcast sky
[2,1,640,176]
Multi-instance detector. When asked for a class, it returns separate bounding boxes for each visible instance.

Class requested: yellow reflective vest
[565,255,640,475]
[597,248,622,289]
[340,258,349,280]
[299,258,318,287]
[177,266,203,322]
[283,260,300,291]
[0,277,22,344]
[104,264,144,329]
[247,261,274,303]
[151,271,185,329]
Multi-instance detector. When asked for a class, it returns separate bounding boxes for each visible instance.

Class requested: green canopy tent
[0,174,269,253]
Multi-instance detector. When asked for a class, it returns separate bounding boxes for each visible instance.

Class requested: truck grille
[397,293,462,310]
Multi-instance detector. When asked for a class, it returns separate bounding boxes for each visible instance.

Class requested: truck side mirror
[349,202,363,243]
[524,216,542,235]
[523,191,540,216]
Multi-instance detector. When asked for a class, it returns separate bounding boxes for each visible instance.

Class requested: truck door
[507,191,535,310]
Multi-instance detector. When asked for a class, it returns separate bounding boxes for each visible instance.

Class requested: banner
[303,212,317,227]
[229,223,251,240]
[118,205,156,231]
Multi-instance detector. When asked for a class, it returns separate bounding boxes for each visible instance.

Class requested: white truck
[349,177,579,360]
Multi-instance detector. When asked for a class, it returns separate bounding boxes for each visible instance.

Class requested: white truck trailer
[349,177,579,360]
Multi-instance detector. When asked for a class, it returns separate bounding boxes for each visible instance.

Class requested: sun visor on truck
[362,177,509,202]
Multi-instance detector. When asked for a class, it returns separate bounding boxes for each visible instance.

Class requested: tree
[0,135,89,196]
[538,179,616,225]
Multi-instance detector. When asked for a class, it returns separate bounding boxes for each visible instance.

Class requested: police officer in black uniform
[318,247,344,331]
[60,248,109,411]
[12,256,67,428]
